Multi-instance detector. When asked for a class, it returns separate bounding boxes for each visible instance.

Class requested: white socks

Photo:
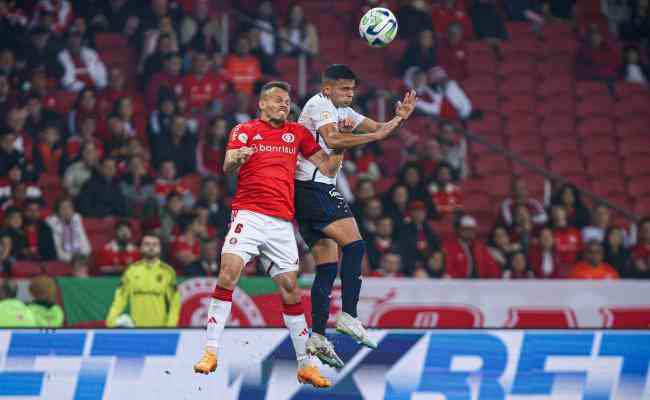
[206,286,233,352]
[283,302,310,367]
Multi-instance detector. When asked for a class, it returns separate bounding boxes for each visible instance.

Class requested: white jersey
[295,93,365,184]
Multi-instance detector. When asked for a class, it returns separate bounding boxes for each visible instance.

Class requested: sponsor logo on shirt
[281,133,295,143]
[250,143,296,154]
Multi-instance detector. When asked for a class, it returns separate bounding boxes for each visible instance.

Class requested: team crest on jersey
[230,237,238,244]
[238,133,248,143]
[282,133,295,143]
[321,111,331,120]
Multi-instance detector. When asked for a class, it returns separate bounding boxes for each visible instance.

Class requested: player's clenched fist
[236,146,255,162]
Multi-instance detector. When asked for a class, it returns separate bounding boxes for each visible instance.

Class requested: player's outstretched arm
[223,147,255,174]
[308,150,339,178]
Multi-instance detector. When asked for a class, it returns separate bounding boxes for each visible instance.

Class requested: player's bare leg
[273,271,331,388]
[194,253,244,374]
[321,218,377,349]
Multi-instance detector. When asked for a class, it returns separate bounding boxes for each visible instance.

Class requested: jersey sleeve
[296,124,322,158]
[105,269,130,327]
[339,107,366,130]
[306,97,338,130]
[226,123,250,150]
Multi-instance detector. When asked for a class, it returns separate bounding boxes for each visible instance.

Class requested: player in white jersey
[294,64,416,368]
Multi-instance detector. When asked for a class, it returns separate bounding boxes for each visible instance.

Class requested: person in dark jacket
[550,183,591,229]
[76,157,128,217]
[22,199,57,261]
[399,29,438,76]
[604,227,631,275]
[151,113,197,177]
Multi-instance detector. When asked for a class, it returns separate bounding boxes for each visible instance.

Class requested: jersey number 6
[234,223,244,234]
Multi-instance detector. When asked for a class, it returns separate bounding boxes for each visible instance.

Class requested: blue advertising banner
[0,329,648,399]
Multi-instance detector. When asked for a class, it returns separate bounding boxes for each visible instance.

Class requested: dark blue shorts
[294,180,353,248]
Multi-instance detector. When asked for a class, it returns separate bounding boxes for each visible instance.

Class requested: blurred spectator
[224,35,262,96]
[27,275,64,327]
[112,96,145,142]
[31,0,73,34]
[146,52,183,109]
[435,122,468,180]
[24,94,61,140]
[1,180,43,212]
[63,141,99,197]
[154,160,194,207]
[76,157,128,217]
[604,226,631,274]
[180,49,229,115]
[351,178,377,219]
[0,73,10,116]
[0,280,36,327]
[510,204,534,251]
[97,67,137,116]
[57,28,107,91]
[148,88,179,140]
[0,163,42,204]
[119,155,155,213]
[179,0,221,53]
[170,212,201,271]
[46,196,91,262]
[550,205,584,266]
[228,92,253,126]
[343,146,381,182]
[432,0,473,41]
[71,253,90,277]
[371,251,405,277]
[629,217,650,278]
[575,27,619,86]
[399,200,441,265]
[22,199,57,261]
[619,0,650,45]
[383,184,410,229]
[570,240,620,279]
[582,203,611,243]
[94,219,140,275]
[619,45,649,85]
[21,27,63,81]
[415,66,473,121]
[67,87,98,137]
[487,225,521,268]
[196,117,227,176]
[0,133,26,177]
[427,161,463,215]
[0,232,13,276]
[398,29,437,76]
[250,1,278,58]
[551,183,591,228]
[104,114,133,158]
[397,162,430,204]
[197,177,229,236]
[500,177,548,228]
[194,203,216,240]
[414,250,448,278]
[504,251,534,279]
[64,115,103,161]
[160,191,184,244]
[438,22,469,81]
[279,4,319,56]
[152,114,197,176]
[140,17,180,77]
[33,123,63,174]
[529,227,566,278]
[5,108,36,170]
[185,237,219,276]
[396,0,433,40]
[442,214,501,278]
[367,215,412,272]
[469,0,508,57]
[0,207,27,259]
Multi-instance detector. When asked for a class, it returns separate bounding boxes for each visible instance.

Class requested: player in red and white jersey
[193,81,340,388]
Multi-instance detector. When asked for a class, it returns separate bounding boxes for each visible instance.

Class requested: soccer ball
[359,7,398,47]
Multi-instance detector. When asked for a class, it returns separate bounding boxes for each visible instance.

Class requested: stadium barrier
[0,329,648,399]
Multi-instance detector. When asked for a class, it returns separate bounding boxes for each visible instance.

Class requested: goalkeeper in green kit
[106,233,180,327]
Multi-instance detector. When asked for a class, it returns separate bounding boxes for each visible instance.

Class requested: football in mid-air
[359,7,398,47]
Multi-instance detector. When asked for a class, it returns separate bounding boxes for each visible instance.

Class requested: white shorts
[221,210,299,278]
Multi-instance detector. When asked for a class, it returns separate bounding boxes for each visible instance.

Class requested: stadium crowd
[0,0,649,289]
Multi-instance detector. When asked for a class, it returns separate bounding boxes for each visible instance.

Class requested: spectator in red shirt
[575,27,620,86]
[570,240,620,279]
[551,205,583,266]
[428,161,463,215]
[184,237,220,277]
[23,93,61,139]
[343,146,382,182]
[432,0,473,41]
[630,217,650,279]
[224,35,261,96]
[31,0,74,35]
[146,52,183,109]
[551,183,591,229]
[170,212,201,272]
[94,219,140,275]
[504,251,534,279]
[65,115,104,162]
[500,177,548,228]
[196,116,227,176]
[437,22,469,81]
[57,28,107,91]
[529,227,567,278]
[154,159,194,207]
[415,66,473,121]
[33,123,63,175]
[180,49,229,115]
[22,199,56,261]
[487,225,521,269]
[442,214,502,278]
